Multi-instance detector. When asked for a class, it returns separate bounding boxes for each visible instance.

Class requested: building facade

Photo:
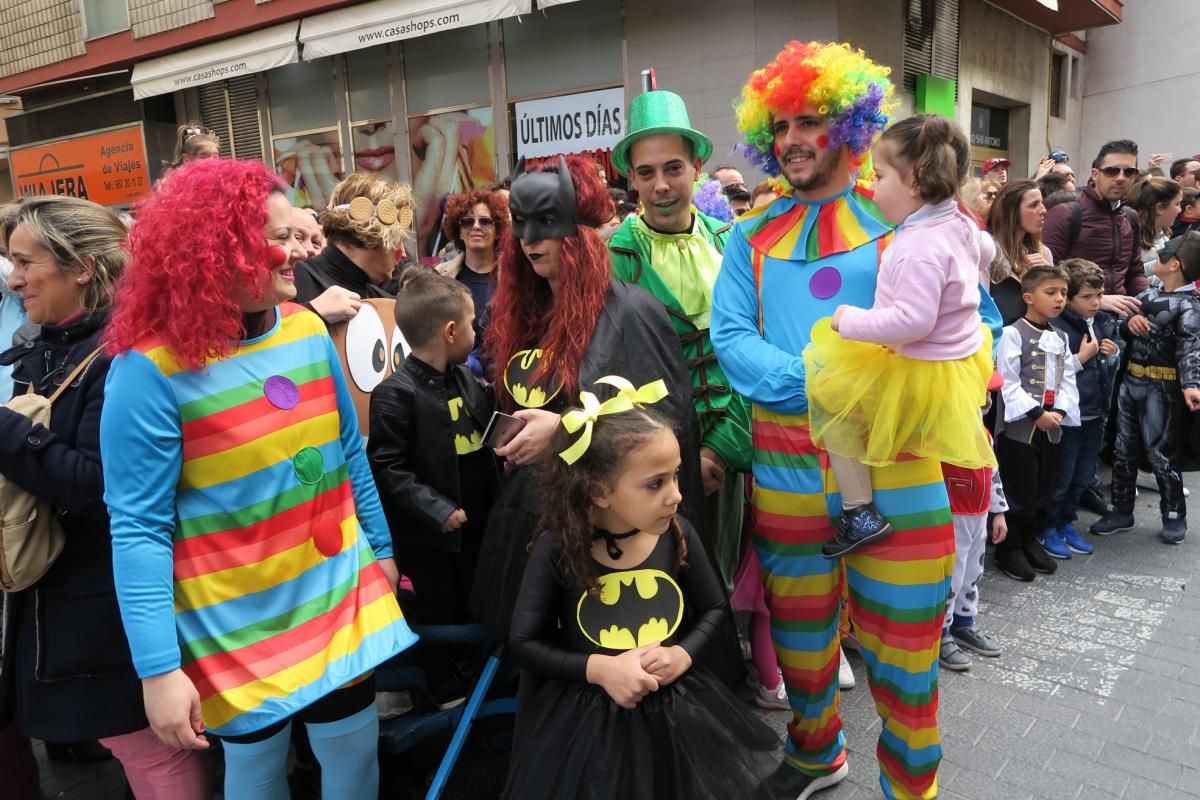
[0,0,1125,257]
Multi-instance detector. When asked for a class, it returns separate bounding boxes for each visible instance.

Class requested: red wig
[441,189,511,253]
[486,154,614,409]
[107,159,284,369]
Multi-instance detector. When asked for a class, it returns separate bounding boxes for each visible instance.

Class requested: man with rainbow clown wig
[712,42,961,800]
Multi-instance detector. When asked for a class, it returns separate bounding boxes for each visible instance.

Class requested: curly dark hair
[533,406,687,594]
[441,189,510,254]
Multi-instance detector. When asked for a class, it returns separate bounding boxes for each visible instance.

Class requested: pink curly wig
[735,41,895,179]
[485,154,614,408]
[107,159,285,369]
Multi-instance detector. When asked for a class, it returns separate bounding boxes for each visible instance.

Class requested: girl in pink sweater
[805,114,996,558]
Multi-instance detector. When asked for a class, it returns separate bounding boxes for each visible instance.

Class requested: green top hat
[612,90,713,174]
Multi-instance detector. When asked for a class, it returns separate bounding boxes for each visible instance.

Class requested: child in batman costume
[504,380,780,800]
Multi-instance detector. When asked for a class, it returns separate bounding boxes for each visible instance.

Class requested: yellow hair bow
[558,376,669,464]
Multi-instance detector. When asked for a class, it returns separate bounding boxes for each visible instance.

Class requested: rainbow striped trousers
[752,407,954,800]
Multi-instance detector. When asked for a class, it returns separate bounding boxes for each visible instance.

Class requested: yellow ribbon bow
[558,376,669,464]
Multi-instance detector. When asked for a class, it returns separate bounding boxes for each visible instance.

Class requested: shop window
[347,46,400,182]
[402,26,490,113]
[503,0,622,99]
[267,59,338,134]
[347,46,393,123]
[82,0,129,39]
[1050,53,1066,119]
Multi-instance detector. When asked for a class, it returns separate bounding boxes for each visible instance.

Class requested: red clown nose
[263,244,289,269]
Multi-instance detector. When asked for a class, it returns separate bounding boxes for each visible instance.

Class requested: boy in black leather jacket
[1047,259,1120,556]
[368,268,498,624]
[1092,232,1200,543]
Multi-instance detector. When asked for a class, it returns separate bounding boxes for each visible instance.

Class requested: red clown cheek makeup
[816,134,830,149]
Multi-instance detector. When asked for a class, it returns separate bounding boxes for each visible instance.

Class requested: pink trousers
[99,726,210,800]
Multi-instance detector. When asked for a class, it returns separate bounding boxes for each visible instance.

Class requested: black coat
[1052,307,1121,420]
[294,243,394,307]
[368,356,498,552]
[470,280,706,641]
[0,312,145,741]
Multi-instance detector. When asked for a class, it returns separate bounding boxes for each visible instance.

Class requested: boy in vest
[993,265,1081,581]
[1091,232,1200,543]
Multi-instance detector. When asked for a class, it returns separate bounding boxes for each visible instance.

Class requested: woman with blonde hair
[0,197,209,798]
[987,180,1053,324]
[294,172,416,324]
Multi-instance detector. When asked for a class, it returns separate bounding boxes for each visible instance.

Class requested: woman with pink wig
[101,158,416,800]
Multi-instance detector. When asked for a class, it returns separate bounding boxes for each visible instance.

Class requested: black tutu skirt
[502,669,782,800]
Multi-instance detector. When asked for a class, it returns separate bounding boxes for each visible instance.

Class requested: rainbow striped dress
[102,303,416,737]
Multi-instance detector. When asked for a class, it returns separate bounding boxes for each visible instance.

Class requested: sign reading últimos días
[514,87,625,160]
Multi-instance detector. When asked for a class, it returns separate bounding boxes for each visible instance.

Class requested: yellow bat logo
[576,569,683,650]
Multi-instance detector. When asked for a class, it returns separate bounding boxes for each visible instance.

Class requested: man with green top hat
[609,88,752,590]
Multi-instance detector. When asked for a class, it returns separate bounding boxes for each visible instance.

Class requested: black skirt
[502,668,781,800]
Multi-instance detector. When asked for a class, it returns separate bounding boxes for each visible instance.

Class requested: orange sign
[11,124,151,207]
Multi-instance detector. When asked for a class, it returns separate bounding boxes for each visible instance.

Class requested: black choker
[592,528,638,560]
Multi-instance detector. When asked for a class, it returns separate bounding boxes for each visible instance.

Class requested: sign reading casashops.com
[515,88,625,160]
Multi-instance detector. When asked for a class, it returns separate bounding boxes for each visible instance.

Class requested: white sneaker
[839,647,856,690]
[755,673,791,710]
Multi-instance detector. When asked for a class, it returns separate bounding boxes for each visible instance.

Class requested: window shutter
[903,0,960,94]
[198,75,263,161]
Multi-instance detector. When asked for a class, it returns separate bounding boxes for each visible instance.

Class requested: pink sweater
[838,199,993,361]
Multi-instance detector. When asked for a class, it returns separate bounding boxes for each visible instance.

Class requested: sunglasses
[1098,166,1140,178]
[983,191,999,200]
[460,216,495,230]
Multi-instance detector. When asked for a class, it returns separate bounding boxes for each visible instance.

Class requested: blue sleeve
[710,229,809,414]
[323,336,393,559]
[979,284,1002,357]
[100,351,183,679]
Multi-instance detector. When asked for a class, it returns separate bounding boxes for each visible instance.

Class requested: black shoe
[994,547,1035,582]
[1091,510,1136,536]
[822,503,892,559]
[1022,540,1058,574]
[1161,516,1186,544]
[754,761,849,800]
[1078,486,1112,516]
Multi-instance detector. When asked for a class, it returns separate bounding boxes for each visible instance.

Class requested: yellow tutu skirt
[803,318,995,469]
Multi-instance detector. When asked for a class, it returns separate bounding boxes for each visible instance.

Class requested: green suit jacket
[609,212,752,472]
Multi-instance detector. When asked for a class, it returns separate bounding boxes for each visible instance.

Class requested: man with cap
[608,88,752,590]
[1092,231,1200,544]
[711,41,954,799]
[982,157,1010,184]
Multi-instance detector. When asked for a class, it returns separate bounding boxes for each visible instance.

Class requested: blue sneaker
[1036,528,1072,559]
[1058,523,1095,555]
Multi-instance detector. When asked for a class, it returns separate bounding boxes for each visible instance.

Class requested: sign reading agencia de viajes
[514,87,625,160]
[11,124,151,207]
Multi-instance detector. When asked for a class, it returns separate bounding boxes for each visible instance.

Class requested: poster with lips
[352,121,400,181]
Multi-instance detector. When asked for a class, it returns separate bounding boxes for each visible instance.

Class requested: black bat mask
[508,156,579,242]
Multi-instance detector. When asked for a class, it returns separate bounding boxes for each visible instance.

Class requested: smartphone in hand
[483,411,527,450]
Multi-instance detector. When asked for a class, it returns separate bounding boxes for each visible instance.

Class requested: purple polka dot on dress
[809,267,842,300]
[264,375,300,410]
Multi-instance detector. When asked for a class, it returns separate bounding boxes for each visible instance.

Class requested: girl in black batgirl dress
[503,378,780,800]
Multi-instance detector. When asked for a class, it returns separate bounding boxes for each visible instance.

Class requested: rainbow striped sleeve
[104,305,415,736]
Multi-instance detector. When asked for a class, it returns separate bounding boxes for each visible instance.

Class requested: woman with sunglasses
[437,190,510,376]
[988,180,1054,324]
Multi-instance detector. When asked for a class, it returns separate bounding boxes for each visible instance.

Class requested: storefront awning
[535,0,584,6]
[300,0,532,61]
[130,22,299,100]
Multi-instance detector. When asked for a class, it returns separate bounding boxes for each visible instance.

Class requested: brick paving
[34,470,1200,799]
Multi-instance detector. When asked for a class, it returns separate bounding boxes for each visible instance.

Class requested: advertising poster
[274,130,344,210]
[11,124,151,207]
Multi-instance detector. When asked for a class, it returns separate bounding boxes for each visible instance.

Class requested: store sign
[515,88,625,160]
[301,0,531,60]
[11,125,150,207]
[970,104,1009,150]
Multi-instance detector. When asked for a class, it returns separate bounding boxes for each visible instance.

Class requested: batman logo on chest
[576,569,684,651]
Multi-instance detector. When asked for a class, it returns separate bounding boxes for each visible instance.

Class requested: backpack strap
[1067,200,1083,252]
[45,347,103,405]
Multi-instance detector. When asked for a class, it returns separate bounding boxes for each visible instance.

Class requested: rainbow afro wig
[735,41,895,180]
